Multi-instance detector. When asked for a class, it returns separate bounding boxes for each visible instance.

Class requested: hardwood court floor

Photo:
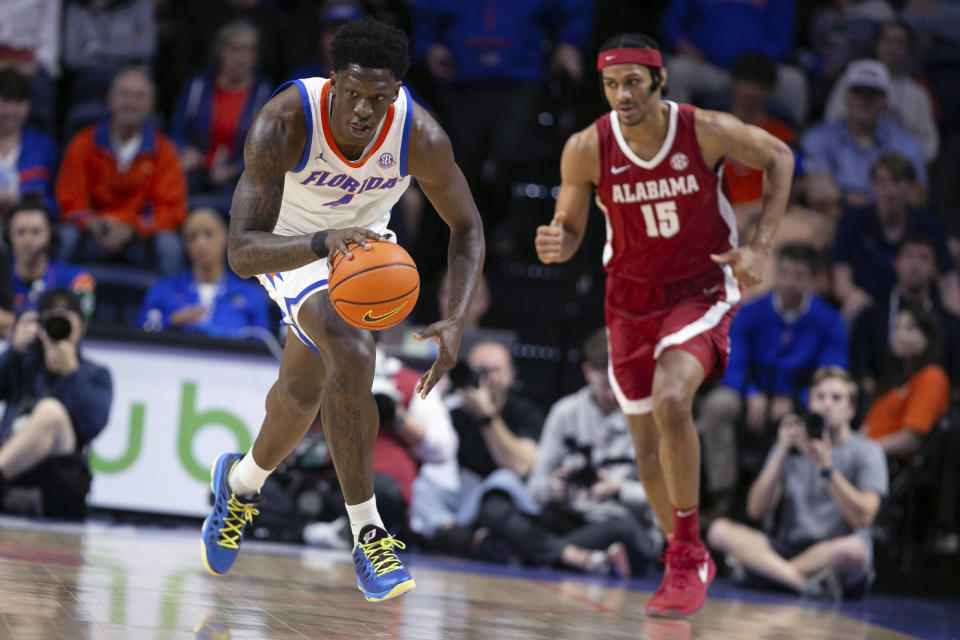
[0,516,952,639]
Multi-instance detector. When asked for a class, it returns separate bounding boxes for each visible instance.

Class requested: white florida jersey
[272,77,413,237]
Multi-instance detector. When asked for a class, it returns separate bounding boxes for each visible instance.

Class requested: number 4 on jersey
[640,200,679,238]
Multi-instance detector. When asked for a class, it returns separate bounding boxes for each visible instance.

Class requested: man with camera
[450,341,543,480]
[526,328,663,574]
[706,366,888,599]
[8,197,96,318]
[0,289,112,517]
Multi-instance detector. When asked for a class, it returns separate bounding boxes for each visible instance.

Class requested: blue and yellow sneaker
[353,524,416,601]
[201,452,260,576]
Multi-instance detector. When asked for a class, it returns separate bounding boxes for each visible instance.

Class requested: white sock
[228,453,273,498]
[345,495,385,543]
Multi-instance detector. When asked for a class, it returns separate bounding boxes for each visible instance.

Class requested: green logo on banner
[178,381,252,482]
[90,404,145,473]
[90,382,252,483]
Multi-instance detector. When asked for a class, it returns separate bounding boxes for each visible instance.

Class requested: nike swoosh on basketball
[698,562,709,584]
[363,302,408,323]
[611,165,630,175]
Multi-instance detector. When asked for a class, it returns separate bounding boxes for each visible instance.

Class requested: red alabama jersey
[595,101,738,284]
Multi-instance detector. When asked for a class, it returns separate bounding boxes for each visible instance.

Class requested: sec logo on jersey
[378,152,395,169]
[670,152,689,171]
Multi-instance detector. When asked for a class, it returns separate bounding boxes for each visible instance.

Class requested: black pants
[2,453,91,519]
[475,491,657,574]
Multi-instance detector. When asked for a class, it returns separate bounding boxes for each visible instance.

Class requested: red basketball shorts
[604,266,741,415]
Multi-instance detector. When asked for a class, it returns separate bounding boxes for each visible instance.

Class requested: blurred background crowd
[1,0,959,601]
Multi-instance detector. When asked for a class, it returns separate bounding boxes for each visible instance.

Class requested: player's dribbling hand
[535,211,567,264]
[710,245,770,288]
[325,228,384,260]
[413,318,462,399]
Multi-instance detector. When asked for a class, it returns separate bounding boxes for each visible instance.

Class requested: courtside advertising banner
[84,339,277,516]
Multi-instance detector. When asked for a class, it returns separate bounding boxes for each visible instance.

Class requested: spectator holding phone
[706,366,888,600]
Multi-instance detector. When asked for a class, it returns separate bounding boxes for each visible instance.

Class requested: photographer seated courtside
[0,289,113,518]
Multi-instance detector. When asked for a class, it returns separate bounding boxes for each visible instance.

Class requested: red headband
[597,47,662,71]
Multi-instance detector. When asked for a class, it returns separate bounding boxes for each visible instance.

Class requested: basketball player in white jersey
[200,18,485,602]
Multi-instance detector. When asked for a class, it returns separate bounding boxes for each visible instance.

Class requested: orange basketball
[328,241,420,330]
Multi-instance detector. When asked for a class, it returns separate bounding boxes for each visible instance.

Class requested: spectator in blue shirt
[0,69,57,217]
[0,288,113,518]
[801,60,926,219]
[138,208,270,338]
[413,0,591,234]
[698,243,848,498]
[660,0,809,126]
[7,197,96,320]
[831,152,960,322]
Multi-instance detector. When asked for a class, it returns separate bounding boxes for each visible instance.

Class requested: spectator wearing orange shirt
[722,53,797,235]
[862,307,950,462]
[169,20,272,214]
[55,67,186,275]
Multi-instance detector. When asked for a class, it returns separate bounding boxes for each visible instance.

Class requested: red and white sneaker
[645,539,716,618]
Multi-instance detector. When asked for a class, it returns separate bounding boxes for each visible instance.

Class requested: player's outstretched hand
[710,246,770,288]
[325,227,384,260]
[535,211,566,264]
[413,318,463,399]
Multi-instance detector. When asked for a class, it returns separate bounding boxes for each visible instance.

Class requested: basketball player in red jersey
[536,34,794,617]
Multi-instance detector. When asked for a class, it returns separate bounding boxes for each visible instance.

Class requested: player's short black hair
[598,33,663,93]
[330,17,410,80]
[776,242,819,274]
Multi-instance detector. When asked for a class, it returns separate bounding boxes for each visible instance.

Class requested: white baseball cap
[844,59,890,94]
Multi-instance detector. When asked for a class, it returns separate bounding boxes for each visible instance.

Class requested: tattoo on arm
[227,104,321,278]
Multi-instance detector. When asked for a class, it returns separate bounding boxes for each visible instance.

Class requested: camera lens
[803,413,826,440]
[43,314,72,341]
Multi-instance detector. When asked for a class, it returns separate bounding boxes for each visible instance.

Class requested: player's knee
[318,333,375,380]
[273,376,322,416]
[651,383,693,423]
